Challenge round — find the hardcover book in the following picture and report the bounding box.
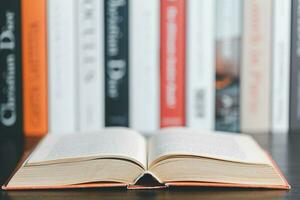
[160,0,186,128]
[47,0,77,133]
[215,0,242,133]
[290,0,300,134]
[130,0,160,134]
[3,128,290,190]
[186,0,215,130]
[104,0,129,127]
[272,0,291,134]
[77,0,104,132]
[241,0,272,134]
[22,0,48,136]
[0,0,23,137]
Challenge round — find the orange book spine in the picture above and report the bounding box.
[160,0,186,127]
[22,0,48,136]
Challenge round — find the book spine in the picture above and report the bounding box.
[290,0,300,133]
[0,0,23,136]
[272,0,291,134]
[241,0,272,134]
[48,0,77,133]
[104,0,129,127]
[215,0,242,132]
[186,0,215,130]
[22,0,48,136]
[77,0,104,132]
[130,0,159,134]
[160,0,186,128]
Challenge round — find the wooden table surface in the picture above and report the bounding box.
[0,133,299,200]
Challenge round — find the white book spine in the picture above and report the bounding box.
[186,0,215,130]
[272,0,291,134]
[48,0,77,133]
[77,0,104,132]
[241,0,272,134]
[130,0,160,134]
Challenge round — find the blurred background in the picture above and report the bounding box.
[0,0,297,188]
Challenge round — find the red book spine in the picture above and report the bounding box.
[160,0,186,128]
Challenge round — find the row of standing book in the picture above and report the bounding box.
[0,0,298,137]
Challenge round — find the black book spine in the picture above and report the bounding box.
[104,0,129,127]
[290,0,300,133]
[0,0,23,136]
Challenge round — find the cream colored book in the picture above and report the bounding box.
[241,0,272,134]
[3,128,289,190]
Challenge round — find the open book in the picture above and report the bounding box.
[3,128,290,190]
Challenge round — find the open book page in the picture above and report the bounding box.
[27,128,147,168]
[148,128,271,167]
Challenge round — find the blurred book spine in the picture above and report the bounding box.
[77,0,104,132]
[130,0,159,134]
[186,0,215,130]
[48,0,77,133]
[160,0,186,128]
[241,0,272,134]
[272,0,291,134]
[290,0,300,134]
[104,0,129,127]
[0,0,23,136]
[215,0,242,133]
[22,0,48,136]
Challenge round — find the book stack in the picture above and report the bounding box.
[0,0,297,136]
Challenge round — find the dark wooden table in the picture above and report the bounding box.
[1,133,299,199]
